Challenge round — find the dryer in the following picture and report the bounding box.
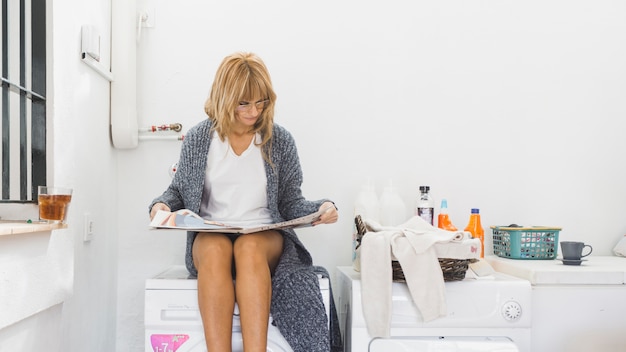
[144,265,330,352]
[336,266,531,352]
[486,255,626,352]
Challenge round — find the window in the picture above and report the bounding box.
[1,0,46,203]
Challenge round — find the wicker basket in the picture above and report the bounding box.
[355,215,476,282]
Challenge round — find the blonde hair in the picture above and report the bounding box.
[204,52,277,159]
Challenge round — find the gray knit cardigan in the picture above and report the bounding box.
[150,119,341,352]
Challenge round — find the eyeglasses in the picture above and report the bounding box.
[236,99,269,112]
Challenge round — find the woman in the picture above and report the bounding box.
[149,52,339,352]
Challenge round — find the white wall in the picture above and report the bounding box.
[116,0,626,350]
[52,0,119,350]
[0,0,119,350]
[5,0,620,351]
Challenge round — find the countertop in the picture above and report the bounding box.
[485,255,626,285]
[0,220,67,236]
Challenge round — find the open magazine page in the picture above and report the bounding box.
[150,209,243,232]
[149,205,332,234]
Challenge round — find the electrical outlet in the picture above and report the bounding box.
[83,213,94,242]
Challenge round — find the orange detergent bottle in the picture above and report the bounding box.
[464,208,485,258]
[437,199,458,231]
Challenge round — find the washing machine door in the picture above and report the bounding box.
[369,336,519,352]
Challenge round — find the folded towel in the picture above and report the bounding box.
[613,235,626,257]
[360,216,481,338]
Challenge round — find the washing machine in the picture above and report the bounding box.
[486,255,626,352]
[145,265,330,352]
[336,266,532,352]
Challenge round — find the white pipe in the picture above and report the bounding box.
[138,135,184,141]
[110,0,139,149]
[81,53,114,82]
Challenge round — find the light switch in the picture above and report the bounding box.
[83,212,94,242]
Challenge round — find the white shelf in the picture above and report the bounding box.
[0,221,67,236]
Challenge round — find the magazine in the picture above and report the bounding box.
[149,205,333,234]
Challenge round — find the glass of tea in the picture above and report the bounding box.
[38,186,73,223]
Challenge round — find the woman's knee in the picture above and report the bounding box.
[236,232,282,253]
[233,232,283,268]
[192,233,233,269]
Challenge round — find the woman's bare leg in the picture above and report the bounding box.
[233,230,284,352]
[193,232,235,352]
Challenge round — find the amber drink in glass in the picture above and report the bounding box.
[38,186,73,223]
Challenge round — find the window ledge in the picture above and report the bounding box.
[0,221,67,236]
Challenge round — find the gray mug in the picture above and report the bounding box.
[560,241,592,260]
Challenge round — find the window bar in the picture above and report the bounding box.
[1,0,45,202]
[0,77,45,101]
[2,0,9,200]
[31,0,46,201]
[20,0,27,200]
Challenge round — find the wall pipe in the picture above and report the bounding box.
[138,135,185,141]
[110,0,139,149]
[139,123,183,133]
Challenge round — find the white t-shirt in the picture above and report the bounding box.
[199,131,273,226]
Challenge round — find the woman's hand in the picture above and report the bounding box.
[312,201,338,226]
[150,202,171,220]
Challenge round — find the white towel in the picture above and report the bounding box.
[361,231,393,337]
[360,216,481,338]
[613,235,626,257]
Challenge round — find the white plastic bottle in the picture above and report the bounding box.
[353,180,379,271]
[354,180,379,222]
[379,180,407,227]
[416,185,435,225]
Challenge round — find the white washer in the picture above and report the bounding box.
[145,265,330,352]
[486,255,626,352]
[336,266,531,352]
